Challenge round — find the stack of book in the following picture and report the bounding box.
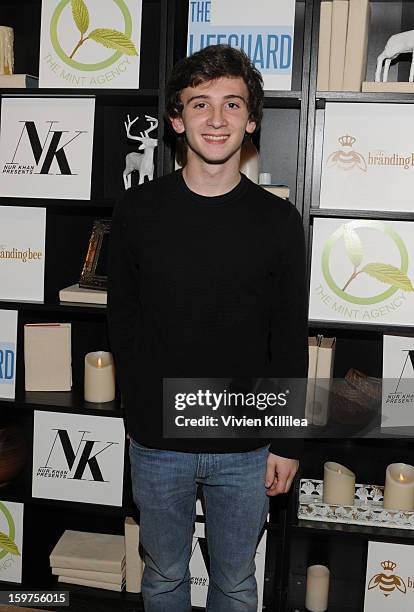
[317,0,370,91]
[49,530,126,592]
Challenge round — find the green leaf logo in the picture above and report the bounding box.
[343,225,363,268]
[0,530,20,556]
[71,0,89,35]
[361,263,414,292]
[88,28,138,56]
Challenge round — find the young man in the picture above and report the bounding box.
[107,45,308,611]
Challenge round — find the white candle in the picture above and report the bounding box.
[305,565,330,612]
[0,26,14,75]
[84,351,115,403]
[383,462,414,512]
[323,461,355,505]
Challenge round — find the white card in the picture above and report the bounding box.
[0,97,95,200]
[382,335,414,427]
[0,309,18,399]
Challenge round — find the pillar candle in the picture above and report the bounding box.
[84,351,115,403]
[383,462,414,512]
[305,564,330,612]
[323,461,355,505]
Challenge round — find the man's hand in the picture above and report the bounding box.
[265,452,299,496]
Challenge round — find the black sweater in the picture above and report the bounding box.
[107,170,309,458]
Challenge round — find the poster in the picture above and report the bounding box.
[32,411,125,506]
[187,0,296,90]
[382,335,414,428]
[0,310,18,399]
[319,103,414,211]
[0,206,46,302]
[0,501,24,583]
[39,0,142,89]
[309,218,414,327]
[0,97,95,200]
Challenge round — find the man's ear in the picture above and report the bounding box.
[170,115,185,135]
[245,119,257,135]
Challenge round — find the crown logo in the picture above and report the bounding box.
[338,135,356,147]
[381,560,397,571]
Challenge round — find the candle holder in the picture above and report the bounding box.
[298,478,414,530]
[84,351,115,403]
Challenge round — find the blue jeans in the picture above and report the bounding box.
[129,439,269,612]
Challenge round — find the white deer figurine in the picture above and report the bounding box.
[375,29,414,83]
[123,114,158,190]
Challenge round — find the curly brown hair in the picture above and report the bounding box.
[165,45,264,131]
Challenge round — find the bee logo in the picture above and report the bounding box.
[368,560,407,597]
[326,135,367,172]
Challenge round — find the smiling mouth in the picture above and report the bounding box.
[202,135,229,142]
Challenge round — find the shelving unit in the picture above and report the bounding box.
[1,0,414,610]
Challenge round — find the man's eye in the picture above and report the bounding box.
[227,102,240,109]
[194,102,207,108]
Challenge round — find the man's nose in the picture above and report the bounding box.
[207,106,227,128]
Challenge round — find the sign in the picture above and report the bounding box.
[187,0,296,90]
[0,501,24,583]
[320,103,414,212]
[382,335,414,428]
[364,541,414,611]
[39,0,142,88]
[309,218,414,326]
[0,310,18,399]
[0,206,46,302]
[32,411,125,506]
[0,97,95,200]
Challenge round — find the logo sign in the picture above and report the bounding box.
[365,542,414,611]
[32,411,125,506]
[309,218,414,326]
[320,103,414,212]
[0,97,95,200]
[382,335,414,428]
[187,0,296,91]
[0,501,24,583]
[39,0,142,88]
[0,206,45,302]
[0,309,17,400]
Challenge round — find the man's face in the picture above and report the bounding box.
[170,76,256,166]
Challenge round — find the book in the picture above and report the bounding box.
[187,0,296,91]
[261,185,290,199]
[313,336,336,426]
[124,516,144,593]
[24,323,72,391]
[305,336,318,423]
[59,283,107,305]
[0,309,18,400]
[58,575,125,592]
[343,0,370,91]
[329,0,349,90]
[50,530,125,573]
[0,74,38,88]
[52,566,124,584]
[362,81,414,93]
[316,1,332,91]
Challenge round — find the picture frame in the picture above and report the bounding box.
[79,219,111,290]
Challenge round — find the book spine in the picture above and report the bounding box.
[50,555,125,573]
[52,566,124,584]
[329,0,349,91]
[317,1,333,91]
[305,339,319,424]
[313,338,336,426]
[125,517,143,593]
[58,575,124,592]
[343,0,370,91]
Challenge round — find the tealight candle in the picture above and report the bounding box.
[305,564,330,612]
[323,461,355,506]
[84,351,115,403]
[383,463,414,512]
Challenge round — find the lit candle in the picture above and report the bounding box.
[84,351,115,403]
[383,463,414,512]
[323,461,355,506]
[305,564,330,612]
